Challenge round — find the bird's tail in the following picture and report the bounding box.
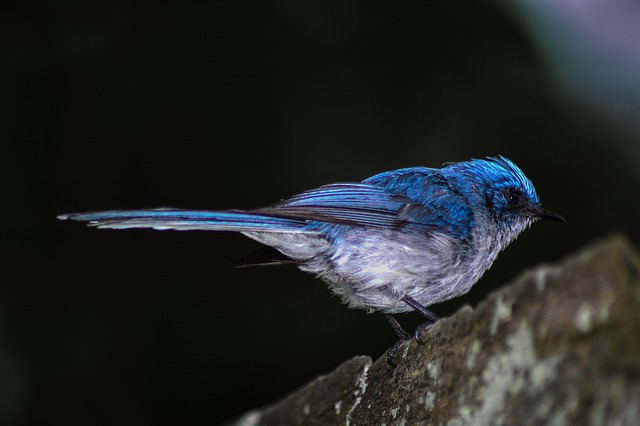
[57,209,312,234]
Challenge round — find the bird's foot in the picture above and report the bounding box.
[387,321,437,367]
[382,314,412,368]
[386,336,411,368]
[413,321,435,345]
[382,309,439,367]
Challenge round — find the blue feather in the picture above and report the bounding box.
[58,209,311,233]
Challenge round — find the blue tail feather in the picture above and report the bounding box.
[57,209,312,233]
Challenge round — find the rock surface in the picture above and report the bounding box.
[229,235,640,426]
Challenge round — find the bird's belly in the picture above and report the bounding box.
[308,228,482,314]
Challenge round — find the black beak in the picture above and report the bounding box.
[530,205,565,222]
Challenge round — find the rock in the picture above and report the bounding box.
[228,235,640,425]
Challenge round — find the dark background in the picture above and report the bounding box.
[3,1,640,425]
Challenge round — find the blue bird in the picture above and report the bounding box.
[58,156,564,366]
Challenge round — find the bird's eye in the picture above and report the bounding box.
[503,189,521,206]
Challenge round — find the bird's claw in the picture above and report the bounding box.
[413,321,433,345]
[387,321,435,367]
[386,337,410,368]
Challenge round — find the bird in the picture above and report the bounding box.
[58,156,564,366]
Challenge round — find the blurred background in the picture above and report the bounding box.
[2,1,640,424]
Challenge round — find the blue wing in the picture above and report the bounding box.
[257,183,408,228]
[257,168,474,238]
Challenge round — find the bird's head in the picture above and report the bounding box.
[474,156,564,227]
[449,156,564,234]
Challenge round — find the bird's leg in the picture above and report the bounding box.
[383,297,440,367]
[383,313,411,340]
[401,295,439,344]
[382,314,411,367]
